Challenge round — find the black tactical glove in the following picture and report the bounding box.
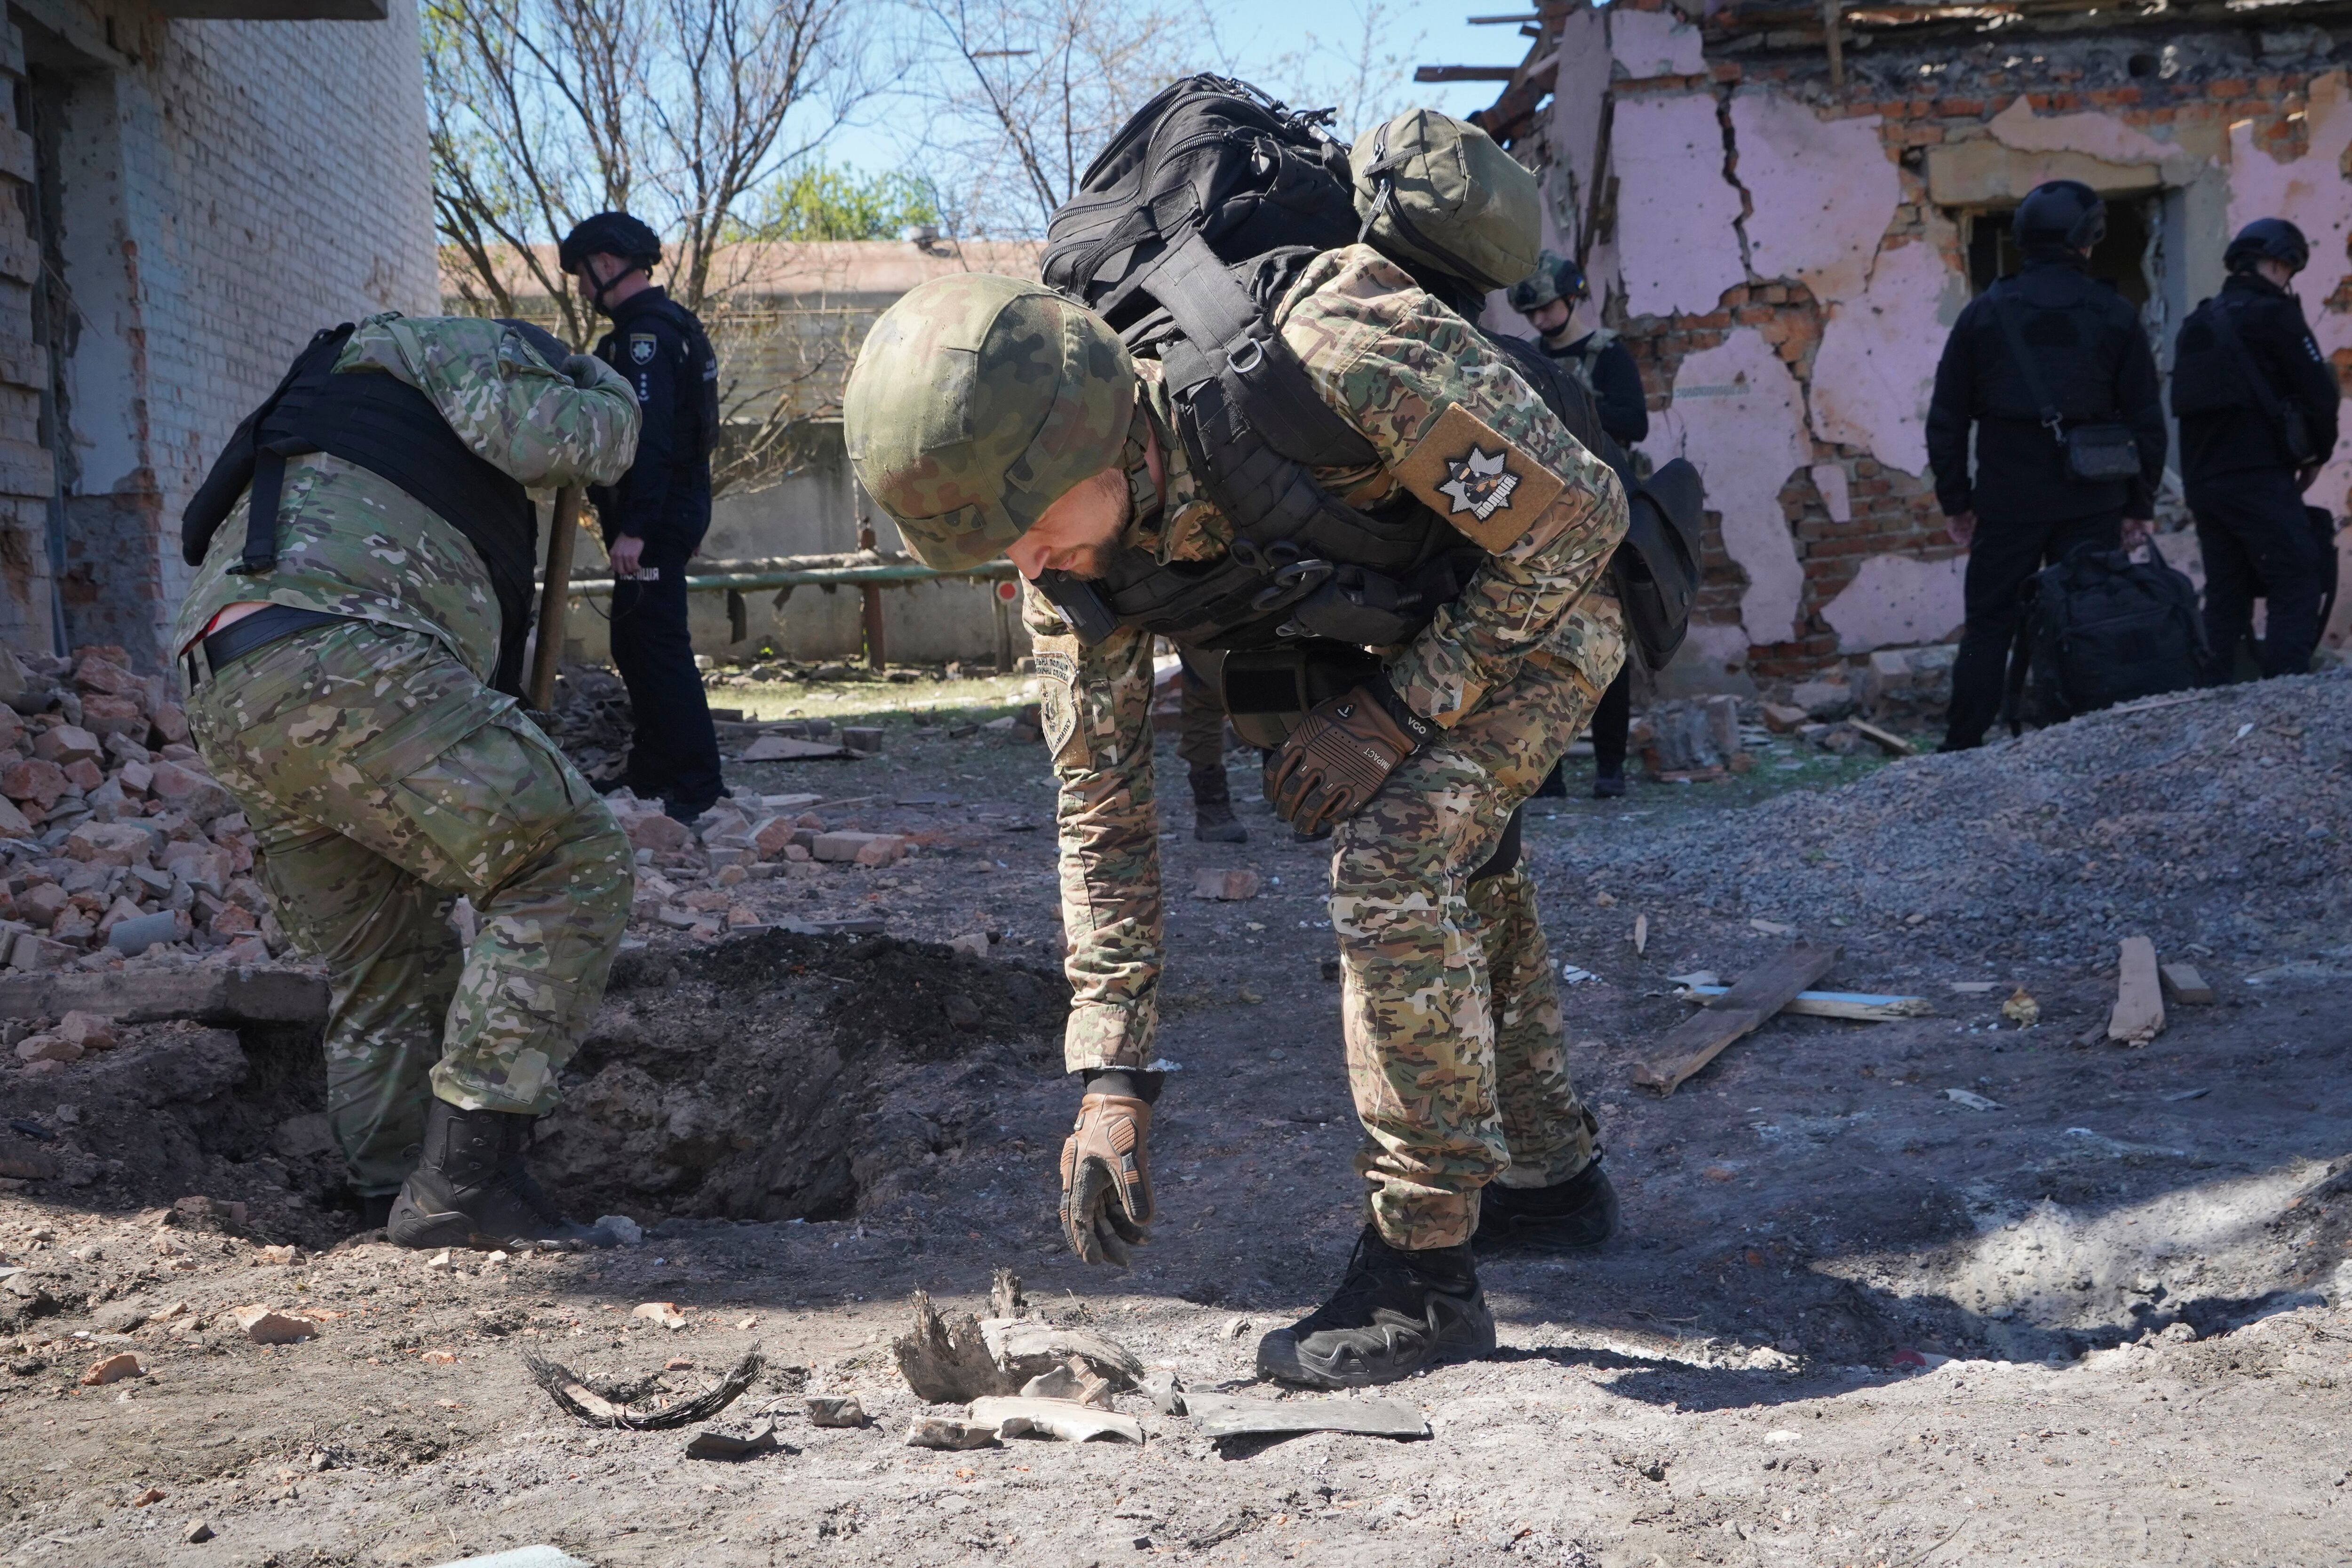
[1263,676,1434,835]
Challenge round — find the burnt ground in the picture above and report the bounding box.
[0,672,2349,1567]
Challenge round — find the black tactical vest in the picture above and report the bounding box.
[182,324,543,697]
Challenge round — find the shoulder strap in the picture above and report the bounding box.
[1142,232,1375,468]
[1990,281,2066,445]
[2206,296,2294,441]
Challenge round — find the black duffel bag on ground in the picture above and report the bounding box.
[2003,544,2207,734]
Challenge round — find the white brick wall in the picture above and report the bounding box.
[6,0,437,662]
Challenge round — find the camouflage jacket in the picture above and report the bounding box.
[173,315,641,683]
[1029,245,1629,1071]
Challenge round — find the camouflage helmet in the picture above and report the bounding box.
[1507,250,1590,316]
[845,274,1137,571]
[1352,109,1541,294]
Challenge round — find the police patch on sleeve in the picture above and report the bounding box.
[1395,403,1567,553]
[630,333,657,366]
[1033,650,1090,768]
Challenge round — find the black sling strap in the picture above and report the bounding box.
[2207,297,2315,467]
[1990,281,2070,446]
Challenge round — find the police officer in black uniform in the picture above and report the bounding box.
[2172,218,2341,681]
[1510,250,1648,797]
[558,211,725,820]
[1924,180,2166,751]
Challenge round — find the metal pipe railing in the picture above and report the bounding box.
[555,554,1020,597]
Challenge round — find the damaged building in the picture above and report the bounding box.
[4,0,436,669]
[1462,0,2352,685]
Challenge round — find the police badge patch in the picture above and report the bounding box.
[1396,403,1567,553]
[630,333,657,366]
[1033,650,1089,768]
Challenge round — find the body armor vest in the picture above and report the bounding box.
[182,324,541,697]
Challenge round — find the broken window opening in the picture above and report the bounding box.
[1956,199,2154,310]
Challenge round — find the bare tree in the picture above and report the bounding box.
[426,0,876,489]
[906,0,1204,238]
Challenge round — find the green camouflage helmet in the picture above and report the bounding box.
[1507,249,1591,316]
[844,274,1138,571]
[1352,109,1540,295]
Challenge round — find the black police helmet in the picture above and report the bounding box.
[558,212,662,276]
[2013,180,2106,251]
[2225,217,2310,276]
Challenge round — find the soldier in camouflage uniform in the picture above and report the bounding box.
[845,111,1626,1389]
[173,313,640,1250]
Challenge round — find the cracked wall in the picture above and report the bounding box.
[1536,7,2352,674]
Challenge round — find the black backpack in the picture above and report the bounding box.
[1037,74,1702,668]
[2003,546,2207,733]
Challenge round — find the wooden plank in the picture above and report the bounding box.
[1679,985,1930,1021]
[2159,962,2214,1005]
[2107,935,2166,1044]
[0,966,327,1026]
[1849,719,1915,756]
[1182,1393,1429,1441]
[1632,943,1842,1096]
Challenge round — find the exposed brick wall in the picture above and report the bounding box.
[1575,3,2347,676]
[2,0,436,667]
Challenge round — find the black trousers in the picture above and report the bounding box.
[608,543,723,817]
[1944,507,2122,749]
[2188,468,2328,681]
[1591,663,1631,776]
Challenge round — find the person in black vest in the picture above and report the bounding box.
[1924,180,2166,751]
[1511,251,1647,797]
[560,211,725,820]
[2172,218,2341,681]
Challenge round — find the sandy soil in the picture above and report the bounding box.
[0,681,2347,1568]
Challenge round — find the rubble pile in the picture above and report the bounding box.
[540,663,635,782]
[0,645,280,984]
[601,787,914,945]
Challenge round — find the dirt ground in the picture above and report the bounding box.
[1,668,2349,1568]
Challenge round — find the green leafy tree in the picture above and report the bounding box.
[738,163,942,241]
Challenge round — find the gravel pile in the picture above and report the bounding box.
[1552,669,2352,971]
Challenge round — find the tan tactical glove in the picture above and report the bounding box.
[1059,1092,1154,1266]
[1264,677,1434,835]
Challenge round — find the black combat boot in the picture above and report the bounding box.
[358,1193,395,1232]
[1255,1226,1495,1389]
[387,1099,615,1251]
[1189,765,1250,844]
[1473,1157,1620,1254]
[1534,760,1569,798]
[1591,766,1626,799]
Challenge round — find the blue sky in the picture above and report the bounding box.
[821,0,1526,204]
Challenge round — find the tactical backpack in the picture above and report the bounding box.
[1037,75,1704,669]
[2002,545,2206,733]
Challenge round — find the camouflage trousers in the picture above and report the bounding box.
[185,619,634,1194]
[1327,648,1611,1251]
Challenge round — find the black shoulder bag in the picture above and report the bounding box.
[2206,298,2315,468]
[1992,283,2142,484]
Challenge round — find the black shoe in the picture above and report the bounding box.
[1591,768,1626,799]
[1534,761,1569,798]
[1255,1227,1495,1389]
[1189,766,1249,843]
[1473,1158,1620,1254]
[358,1193,395,1231]
[387,1100,615,1252]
